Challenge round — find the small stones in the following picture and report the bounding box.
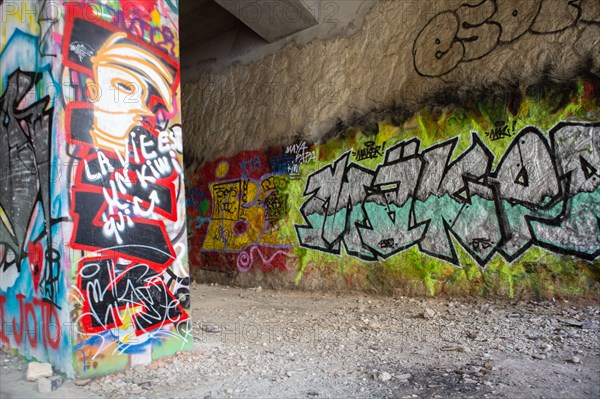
[558,318,584,327]
[441,346,466,352]
[378,371,392,382]
[130,384,144,394]
[422,308,436,319]
[38,375,62,393]
[567,356,581,364]
[26,362,53,381]
[483,360,494,370]
[581,321,599,330]
[539,343,553,352]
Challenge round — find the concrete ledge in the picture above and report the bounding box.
[216,0,320,42]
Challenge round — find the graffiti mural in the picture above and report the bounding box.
[413,0,600,77]
[61,2,190,377]
[1,71,56,293]
[187,150,295,274]
[295,122,599,266]
[1,0,189,379]
[187,77,599,298]
[1,0,70,374]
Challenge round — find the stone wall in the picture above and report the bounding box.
[186,76,600,298]
[182,0,600,165]
[1,0,190,378]
[184,0,600,298]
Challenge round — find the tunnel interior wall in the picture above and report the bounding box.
[184,0,600,298]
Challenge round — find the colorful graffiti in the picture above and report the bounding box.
[1,0,70,374]
[61,2,190,377]
[413,0,600,77]
[1,0,189,379]
[187,149,295,273]
[296,122,599,266]
[187,77,599,298]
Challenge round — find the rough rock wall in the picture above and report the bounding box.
[183,0,600,165]
[184,0,600,297]
[186,76,600,298]
[1,0,191,378]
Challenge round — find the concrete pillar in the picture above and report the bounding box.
[0,0,191,378]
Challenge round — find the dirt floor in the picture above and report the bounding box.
[1,283,599,399]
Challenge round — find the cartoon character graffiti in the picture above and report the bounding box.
[86,32,174,153]
[194,154,294,273]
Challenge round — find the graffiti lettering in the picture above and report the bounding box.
[281,140,316,175]
[413,0,600,77]
[78,259,188,336]
[354,141,386,161]
[296,122,600,266]
[485,120,517,141]
[378,238,395,249]
[105,4,177,57]
[0,294,60,350]
[269,153,297,175]
[240,155,261,179]
[470,238,494,252]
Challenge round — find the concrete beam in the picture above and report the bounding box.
[215,0,319,43]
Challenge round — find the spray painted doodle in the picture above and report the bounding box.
[187,149,296,273]
[413,0,600,77]
[0,71,57,296]
[296,122,599,266]
[61,3,190,376]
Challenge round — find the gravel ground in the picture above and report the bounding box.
[1,283,599,399]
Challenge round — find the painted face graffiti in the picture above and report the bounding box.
[87,32,174,154]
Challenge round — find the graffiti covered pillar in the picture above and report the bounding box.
[1,0,191,378]
[1,0,73,376]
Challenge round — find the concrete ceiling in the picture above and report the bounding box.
[180,0,319,81]
[179,0,253,52]
[179,0,376,82]
[214,0,319,42]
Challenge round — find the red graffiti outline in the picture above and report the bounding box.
[77,256,188,336]
[70,188,176,272]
